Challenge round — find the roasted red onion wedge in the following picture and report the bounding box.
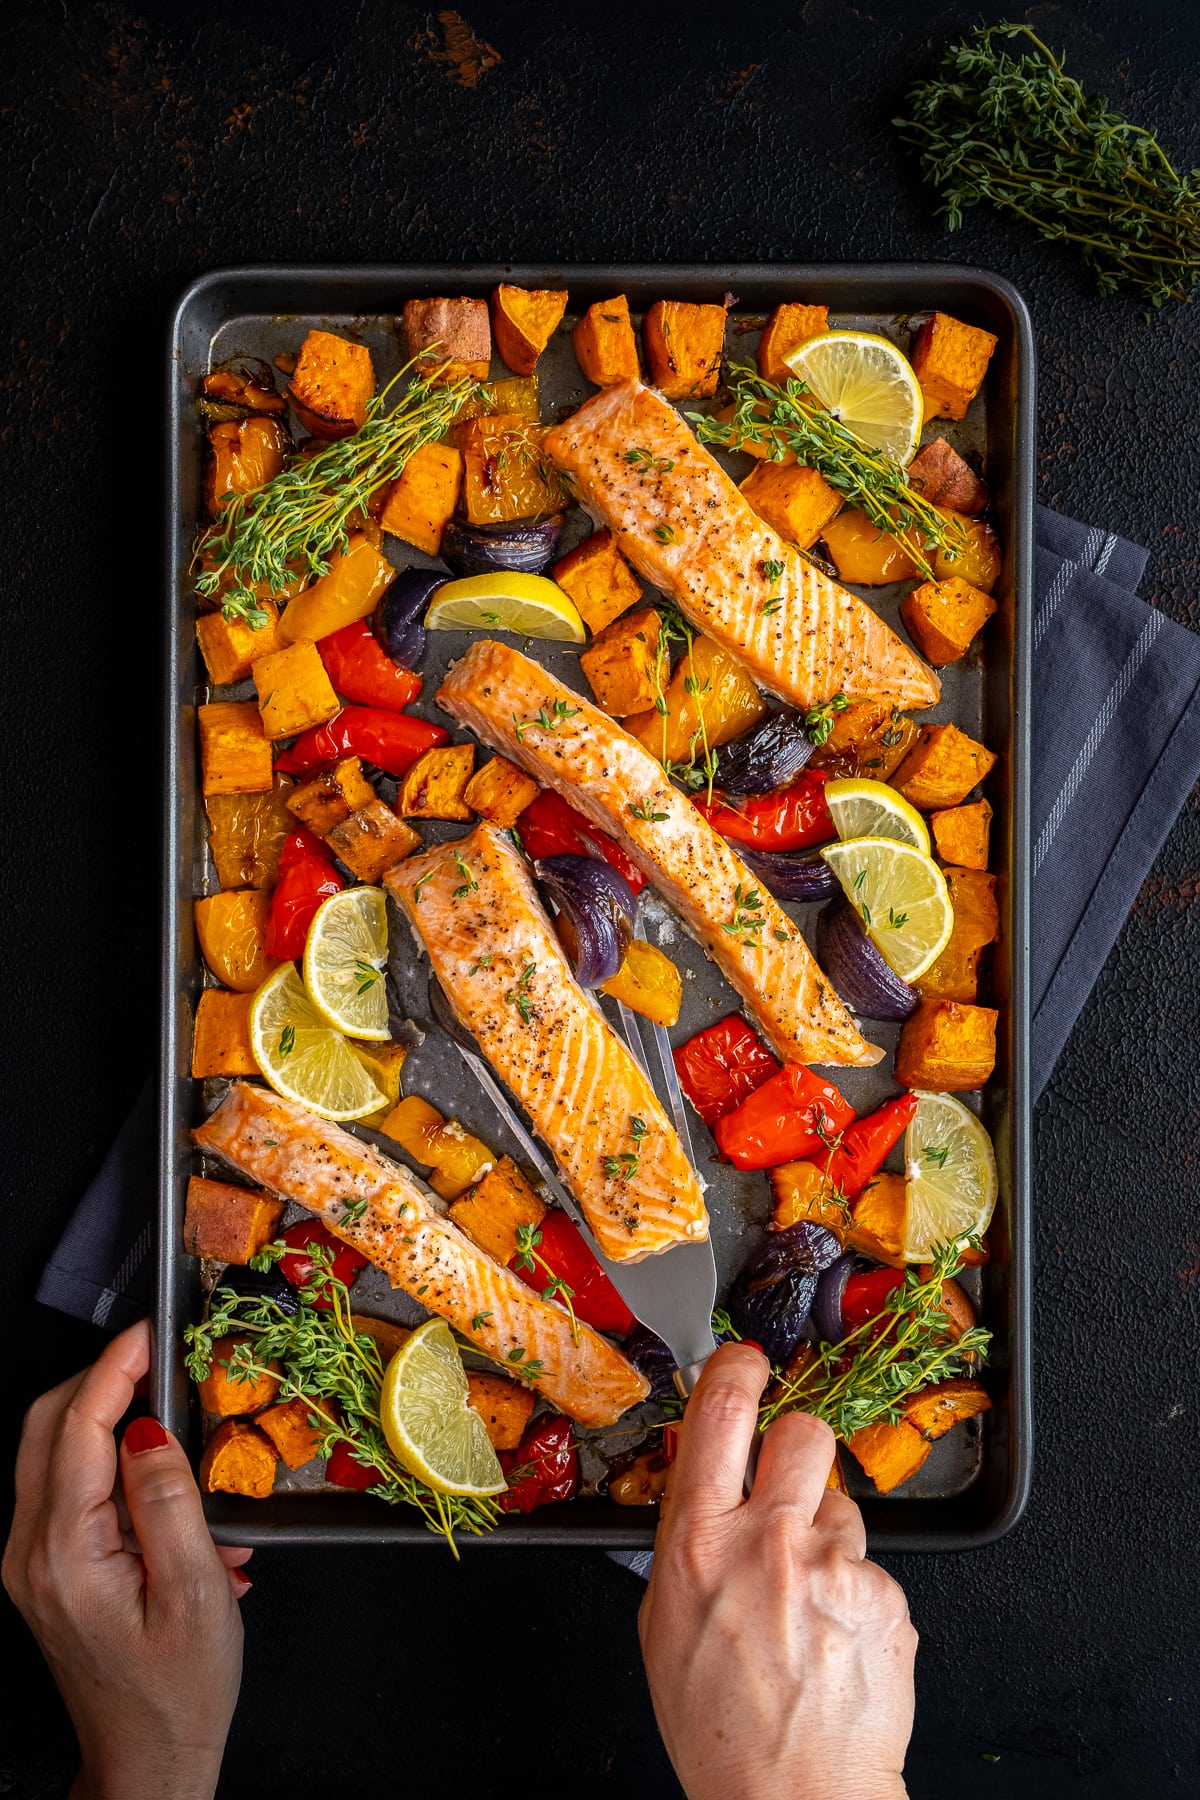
[816,893,920,1021]
[535,853,635,987]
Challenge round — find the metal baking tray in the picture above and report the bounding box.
[161,264,1033,1550]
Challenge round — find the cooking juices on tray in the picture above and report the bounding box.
[184,288,1004,1544]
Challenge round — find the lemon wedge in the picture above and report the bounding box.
[302,886,390,1041]
[784,330,923,464]
[249,963,389,1121]
[821,837,953,982]
[824,777,931,855]
[380,1319,506,1498]
[903,1091,998,1262]
[425,572,586,643]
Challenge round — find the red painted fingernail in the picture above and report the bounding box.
[124,1415,169,1455]
[740,1339,765,1354]
[231,1568,252,1592]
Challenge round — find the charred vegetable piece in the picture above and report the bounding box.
[497,1414,580,1513]
[183,1176,285,1266]
[325,800,421,883]
[622,1323,679,1397]
[286,756,377,837]
[200,1420,280,1498]
[609,1445,672,1506]
[816,893,920,1021]
[712,706,815,796]
[462,755,540,829]
[644,299,727,400]
[276,1222,369,1307]
[211,1262,302,1318]
[202,359,286,415]
[373,568,445,670]
[624,634,767,767]
[440,515,564,578]
[727,1221,842,1365]
[673,1014,781,1128]
[714,1063,855,1172]
[732,845,839,903]
[455,414,561,525]
[810,1251,857,1345]
[810,701,918,782]
[906,437,989,515]
[517,789,647,896]
[402,295,491,384]
[890,723,997,812]
[917,867,999,1003]
[694,770,833,852]
[397,744,476,821]
[205,416,289,516]
[206,777,295,890]
[536,853,635,987]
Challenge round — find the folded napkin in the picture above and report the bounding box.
[37,509,1200,1348]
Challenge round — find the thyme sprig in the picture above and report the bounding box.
[183,1245,502,1555]
[690,365,962,580]
[896,23,1200,308]
[194,361,480,626]
[513,1221,580,1345]
[722,882,765,948]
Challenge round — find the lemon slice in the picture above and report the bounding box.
[249,963,389,1120]
[425,572,586,643]
[821,837,953,982]
[302,886,390,1041]
[784,330,923,464]
[379,1319,506,1498]
[903,1091,998,1262]
[824,777,931,855]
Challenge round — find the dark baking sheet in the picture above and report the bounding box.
[162,264,1033,1550]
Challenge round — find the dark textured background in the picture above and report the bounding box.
[2,2,1199,1795]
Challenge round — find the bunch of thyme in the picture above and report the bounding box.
[193,361,480,628]
[689,366,962,580]
[896,23,1200,307]
[184,1243,502,1556]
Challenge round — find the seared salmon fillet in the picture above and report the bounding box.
[437,643,881,1069]
[387,823,709,1262]
[193,1083,649,1428]
[543,379,940,713]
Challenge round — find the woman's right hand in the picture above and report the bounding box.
[638,1343,916,1800]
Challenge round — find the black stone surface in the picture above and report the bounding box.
[2,3,1198,1796]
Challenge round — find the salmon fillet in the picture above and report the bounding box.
[543,379,941,712]
[193,1082,649,1429]
[386,823,709,1262]
[437,642,882,1069]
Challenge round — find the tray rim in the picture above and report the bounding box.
[161,260,1034,1552]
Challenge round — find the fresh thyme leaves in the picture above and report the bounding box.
[853,868,868,891]
[470,1310,493,1330]
[722,882,765,948]
[758,1240,992,1440]
[761,558,786,582]
[353,958,381,996]
[860,901,873,928]
[513,1221,580,1345]
[623,446,675,472]
[689,366,962,579]
[761,596,784,617]
[887,907,909,930]
[773,927,789,942]
[805,692,849,746]
[411,869,437,905]
[184,1244,501,1554]
[514,699,580,742]
[340,1196,369,1225]
[503,961,537,1024]
[603,1115,648,1184]
[467,954,494,976]
[278,1024,296,1057]
[923,1144,951,1169]
[711,1306,741,1341]
[760,556,786,617]
[630,1116,648,1141]
[896,23,1200,308]
[628,800,670,822]
[452,851,479,898]
[194,363,480,624]
[504,1346,548,1379]
[653,524,677,543]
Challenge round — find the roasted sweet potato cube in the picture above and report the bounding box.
[599,939,682,1028]
[183,1176,284,1264]
[894,999,998,1092]
[197,1334,282,1417]
[191,988,259,1078]
[454,414,561,525]
[449,1157,546,1265]
[849,1173,908,1267]
[904,1378,992,1442]
[552,528,642,634]
[573,295,640,387]
[491,285,568,376]
[462,755,540,829]
[378,442,463,555]
[466,1373,537,1451]
[918,868,999,1004]
[711,399,796,463]
[397,744,475,820]
[288,329,375,439]
[580,606,662,715]
[402,295,491,384]
[205,416,288,516]
[740,462,842,550]
[200,1419,279,1498]
[196,602,284,687]
[252,639,341,742]
[350,1314,411,1362]
[644,299,726,399]
[815,700,918,781]
[756,303,830,385]
[193,889,277,993]
[825,1449,848,1495]
[932,511,1002,592]
[351,1040,410,1126]
[906,437,989,514]
[891,723,996,811]
[909,313,997,422]
[325,798,422,881]
[199,701,274,798]
[900,576,997,667]
[258,1397,327,1469]
[286,756,376,835]
[769,1163,907,1268]
[930,799,992,871]
[847,1419,932,1494]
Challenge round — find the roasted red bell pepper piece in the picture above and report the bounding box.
[318,620,423,713]
[264,851,343,960]
[274,706,447,778]
[516,789,647,896]
[497,1414,580,1513]
[276,1221,368,1306]
[813,1093,919,1201]
[840,1269,905,1338]
[714,1063,855,1171]
[326,1439,381,1491]
[509,1210,634,1337]
[694,769,833,851]
[673,1014,781,1127]
[277,825,330,869]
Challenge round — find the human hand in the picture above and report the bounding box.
[3,1319,251,1800]
[639,1344,915,1800]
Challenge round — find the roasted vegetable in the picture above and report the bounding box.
[349,1313,411,1363]
[402,295,492,384]
[278,534,396,644]
[509,1210,634,1337]
[397,743,476,820]
[491,285,568,375]
[199,1419,279,1498]
[455,375,542,423]
[904,1377,991,1440]
[770,1163,908,1267]
[891,723,997,811]
[252,639,342,742]
[714,1062,855,1171]
[382,1096,494,1200]
[198,701,274,798]
[931,510,1002,590]
[191,988,259,1078]
[918,867,999,1003]
[733,845,839,903]
[206,777,295,890]
[537,853,635,987]
[196,602,284,687]
[202,360,286,415]
[815,892,919,1021]
[440,515,563,578]
[287,329,375,439]
[274,706,448,780]
[517,788,647,895]
[909,312,997,422]
[849,1173,909,1266]
[551,528,643,635]
[455,413,561,525]
[462,755,540,828]
[264,830,343,960]
[673,1014,780,1127]
[901,575,997,666]
[740,462,842,550]
[810,701,917,781]
[197,1334,282,1416]
[756,303,830,384]
[906,437,989,514]
[378,441,463,554]
[644,299,726,399]
[694,770,833,852]
[449,1155,546,1265]
[727,1220,842,1363]
[325,799,421,882]
[258,1397,326,1469]
[373,568,444,670]
[579,606,662,716]
[822,506,922,585]
[573,295,640,387]
[497,1415,580,1513]
[276,1220,369,1303]
[712,706,814,796]
[624,634,767,767]
[846,1418,931,1493]
[350,1041,410,1126]
[183,1175,284,1265]
[893,998,999,1092]
[599,937,682,1027]
[465,1373,537,1452]
[930,799,992,871]
[204,416,288,516]
[193,889,277,993]
[286,755,377,835]
[609,1446,672,1507]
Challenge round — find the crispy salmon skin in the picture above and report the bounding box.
[437,643,882,1069]
[387,823,710,1262]
[193,1083,649,1429]
[543,379,940,712]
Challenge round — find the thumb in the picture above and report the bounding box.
[119,1415,229,1601]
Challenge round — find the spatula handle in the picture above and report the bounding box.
[675,1358,760,1497]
